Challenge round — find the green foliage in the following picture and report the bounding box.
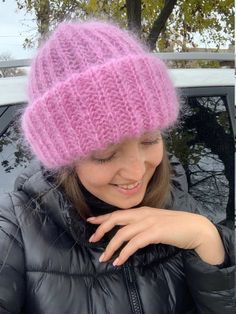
[169,0,234,50]
[13,0,234,54]
[82,0,127,26]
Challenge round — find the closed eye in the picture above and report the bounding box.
[93,153,116,164]
[141,138,160,145]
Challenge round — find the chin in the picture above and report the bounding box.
[112,196,144,209]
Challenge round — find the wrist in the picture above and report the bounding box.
[194,221,225,265]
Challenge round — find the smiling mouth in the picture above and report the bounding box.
[111,181,141,190]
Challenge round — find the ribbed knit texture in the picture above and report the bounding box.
[21,20,179,170]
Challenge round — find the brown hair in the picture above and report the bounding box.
[54,140,171,220]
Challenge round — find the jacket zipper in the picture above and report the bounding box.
[123,264,144,314]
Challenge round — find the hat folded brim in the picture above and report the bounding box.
[21,54,179,169]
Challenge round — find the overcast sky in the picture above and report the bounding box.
[0,0,36,59]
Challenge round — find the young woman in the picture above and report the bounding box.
[0,20,234,313]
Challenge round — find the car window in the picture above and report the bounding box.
[0,103,32,194]
[166,86,234,225]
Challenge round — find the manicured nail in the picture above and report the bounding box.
[113,257,119,266]
[99,253,105,262]
[89,234,95,242]
[87,217,96,221]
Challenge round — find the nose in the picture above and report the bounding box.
[119,151,146,182]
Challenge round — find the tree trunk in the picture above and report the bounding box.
[35,0,50,46]
[147,0,177,51]
[126,0,142,36]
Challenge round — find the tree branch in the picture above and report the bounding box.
[126,0,141,36]
[147,0,177,50]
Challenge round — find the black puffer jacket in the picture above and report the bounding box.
[0,155,235,314]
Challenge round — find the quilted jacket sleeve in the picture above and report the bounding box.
[183,224,235,314]
[0,193,25,313]
[169,154,236,313]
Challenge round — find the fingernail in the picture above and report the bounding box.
[113,257,119,266]
[99,253,105,262]
[87,217,96,221]
[89,234,95,242]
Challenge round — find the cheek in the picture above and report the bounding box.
[75,163,113,187]
[149,143,164,167]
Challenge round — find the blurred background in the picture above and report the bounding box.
[0,0,234,62]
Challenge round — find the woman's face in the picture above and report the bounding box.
[75,130,163,209]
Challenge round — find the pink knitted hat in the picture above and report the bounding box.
[21,20,179,170]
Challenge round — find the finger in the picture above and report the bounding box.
[100,221,148,262]
[89,210,136,242]
[87,213,112,224]
[89,217,119,242]
[113,230,158,266]
[87,210,131,224]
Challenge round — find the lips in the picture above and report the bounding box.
[114,182,140,190]
[111,181,143,196]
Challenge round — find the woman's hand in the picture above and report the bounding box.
[87,207,225,266]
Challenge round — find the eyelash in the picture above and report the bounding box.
[142,138,160,146]
[95,139,160,164]
[96,154,116,164]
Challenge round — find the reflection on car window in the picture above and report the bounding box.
[167,94,234,224]
[0,104,32,194]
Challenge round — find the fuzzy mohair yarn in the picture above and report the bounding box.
[20,19,179,170]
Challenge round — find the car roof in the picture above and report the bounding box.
[0,66,234,106]
[170,68,234,88]
[0,75,27,106]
